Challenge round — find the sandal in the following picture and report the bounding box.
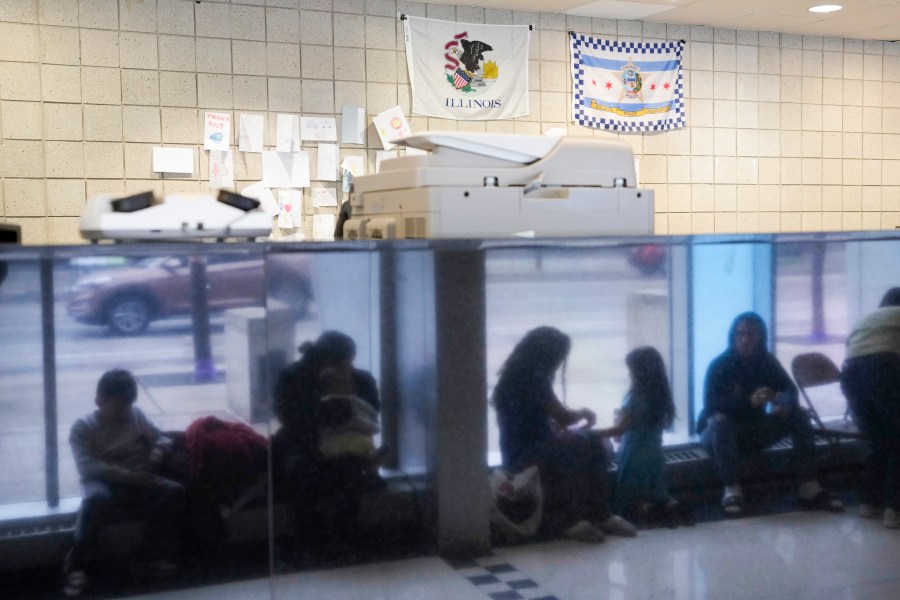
[798,490,844,512]
[663,501,684,528]
[600,515,638,537]
[561,520,605,543]
[637,502,661,527]
[722,495,743,518]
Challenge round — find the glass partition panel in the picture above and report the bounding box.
[62,244,273,593]
[845,238,900,320]
[1,243,278,596]
[773,240,849,420]
[774,237,900,421]
[0,249,46,505]
[3,230,900,599]
[484,242,674,465]
[56,246,271,502]
[267,245,432,593]
[690,241,773,426]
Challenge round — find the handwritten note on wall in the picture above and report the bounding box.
[239,114,264,153]
[204,112,231,151]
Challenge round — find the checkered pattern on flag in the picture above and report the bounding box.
[403,16,530,120]
[571,34,685,133]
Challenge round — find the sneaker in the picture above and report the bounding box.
[884,508,900,529]
[663,501,684,528]
[798,490,844,513]
[722,494,743,518]
[599,515,638,537]
[636,502,662,528]
[561,520,605,543]
[63,570,87,597]
[130,558,179,578]
[859,504,881,519]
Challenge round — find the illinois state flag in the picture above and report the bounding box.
[404,16,530,120]
[571,34,685,133]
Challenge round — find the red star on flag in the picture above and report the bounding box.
[663,82,670,90]
[650,83,656,91]
[592,79,597,86]
[605,81,613,89]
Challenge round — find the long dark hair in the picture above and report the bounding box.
[492,326,571,409]
[880,287,900,308]
[626,346,675,429]
[297,330,356,370]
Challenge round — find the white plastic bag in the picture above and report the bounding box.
[488,466,543,544]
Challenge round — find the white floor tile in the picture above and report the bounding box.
[495,511,900,600]
[128,511,900,600]
[270,556,486,600]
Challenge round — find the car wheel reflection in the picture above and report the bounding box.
[106,294,153,335]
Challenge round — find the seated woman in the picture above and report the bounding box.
[492,326,636,543]
[272,330,382,564]
[698,312,843,517]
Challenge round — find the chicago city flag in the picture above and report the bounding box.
[404,16,530,120]
[571,34,685,133]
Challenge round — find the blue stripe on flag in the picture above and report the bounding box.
[580,56,680,72]
[580,98,676,111]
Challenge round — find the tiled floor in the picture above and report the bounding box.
[130,511,900,600]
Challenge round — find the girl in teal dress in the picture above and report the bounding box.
[599,347,681,526]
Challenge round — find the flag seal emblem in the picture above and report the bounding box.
[444,33,498,94]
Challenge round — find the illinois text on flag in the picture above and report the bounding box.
[404,16,530,120]
[571,34,685,133]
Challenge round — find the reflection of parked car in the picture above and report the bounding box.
[67,255,312,335]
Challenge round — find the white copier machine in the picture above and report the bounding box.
[79,192,272,241]
[344,132,654,240]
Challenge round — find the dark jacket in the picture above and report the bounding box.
[495,374,555,471]
[698,312,797,433]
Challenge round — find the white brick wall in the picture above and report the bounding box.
[1,0,899,243]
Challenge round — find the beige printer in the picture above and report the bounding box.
[344,132,654,240]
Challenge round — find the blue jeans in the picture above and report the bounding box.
[701,409,817,487]
[66,477,185,572]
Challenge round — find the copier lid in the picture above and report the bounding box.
[396,132,559,165]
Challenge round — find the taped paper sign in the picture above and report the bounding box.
[208,150,234,189]
[372,106,411,150]
[278,189,302,229]
[204,112,231,151]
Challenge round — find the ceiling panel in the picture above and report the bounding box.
[628,0,752,25]
[705,14,828,34]
[787,5,900,37]
[457,0,592,12]
[855,24,900,39]
[565,0,676,20]
[406,0,900,41]
[766,0,891,18]
[616,0,699,5]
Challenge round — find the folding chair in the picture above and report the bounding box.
[790,352,864,445]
